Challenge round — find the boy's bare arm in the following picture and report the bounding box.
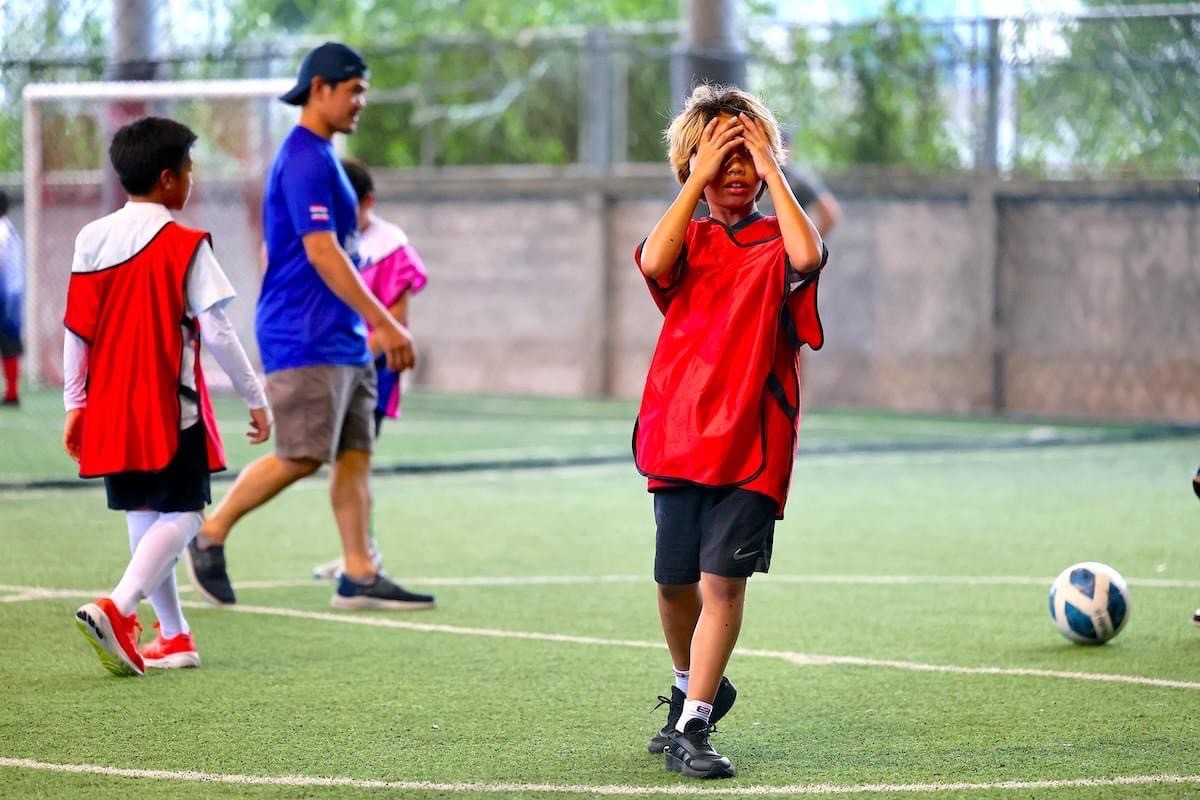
[740,114,824,272]
[640,176,707,281]
[301,231,416,371]
[388,292,408,327]
[641,117,746,280]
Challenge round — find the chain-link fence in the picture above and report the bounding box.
[4,5,1199,177]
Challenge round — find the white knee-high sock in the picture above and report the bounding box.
[146,570,188,638]
[111,512,203,620]
[124,511,159,554]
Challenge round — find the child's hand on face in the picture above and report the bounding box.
[738,113,779,178]
[690,116,745,185]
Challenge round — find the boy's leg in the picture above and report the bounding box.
[113,512,204,614]
[685,573,747,706]
[122,509,187,636]
[657,582,701,670]
[1,354,17,403]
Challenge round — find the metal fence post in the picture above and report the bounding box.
[580,27,614,172]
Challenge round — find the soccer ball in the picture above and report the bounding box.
[1048,562,1131,645]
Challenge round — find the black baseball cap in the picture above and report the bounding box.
[279,42,369,106]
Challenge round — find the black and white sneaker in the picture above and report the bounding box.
[1192,608,1200,627]
[184,538,236,606]
[664,718,736,779]
[648,676,737,754]
[331,574,436,610]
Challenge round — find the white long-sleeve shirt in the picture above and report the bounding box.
[63,202,267,426]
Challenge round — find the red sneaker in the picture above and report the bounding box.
[75,598,144,676]
[141,623,201,669]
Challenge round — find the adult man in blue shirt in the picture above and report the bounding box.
[185,42,434,611]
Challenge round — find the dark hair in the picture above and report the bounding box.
[340,157,373,202]
[0,190,8,217]
[108,117,198,195]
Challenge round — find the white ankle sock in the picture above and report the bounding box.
[111,512,203,618]
[676,698,712,732]
[673,666,690,693]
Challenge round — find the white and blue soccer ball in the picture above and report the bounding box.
[1048,562,1131,645]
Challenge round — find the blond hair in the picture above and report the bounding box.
[665,84,785,185]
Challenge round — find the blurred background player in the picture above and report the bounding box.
[310,158,429,580]
[780,131,841,239]
[635,85,825,779]
[183,42,435,611]
[1192,465,1200,626]
[65,117,270,676]
[0,189,24,407]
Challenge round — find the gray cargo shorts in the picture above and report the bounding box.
[265,364,377,464]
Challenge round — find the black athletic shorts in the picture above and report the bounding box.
[0,331,21,358]
[653,486,777,584]
[104,423,212,512]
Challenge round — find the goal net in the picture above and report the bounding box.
[21,79,294,386]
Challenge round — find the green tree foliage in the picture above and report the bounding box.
[229,0,678,166]
[0,0,107,173]
[755,1,961,171]
[1015,0,1198,176]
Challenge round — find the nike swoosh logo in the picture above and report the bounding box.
[732,548,760,561]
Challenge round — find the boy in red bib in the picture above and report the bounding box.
[64,117,271,676]
[636,85,826,778]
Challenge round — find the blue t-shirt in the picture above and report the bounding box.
[257,126,370,373]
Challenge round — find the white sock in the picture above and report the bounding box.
[673,666,690,693]
[676,698,713,732]
[111,512,203,619]
[146,570,188,639]
[124,511,158,553]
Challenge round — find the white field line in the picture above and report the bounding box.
[4,571,1200,598]
[2,757,1199,796]
[179,602,1200,692]
[7,582,1192,690]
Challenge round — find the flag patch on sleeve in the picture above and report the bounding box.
[309,204,330,222]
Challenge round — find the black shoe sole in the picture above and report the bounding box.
[664,751,736,779]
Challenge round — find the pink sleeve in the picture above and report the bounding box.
[367,245,428,307]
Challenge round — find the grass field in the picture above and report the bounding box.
[2,389,1199,799]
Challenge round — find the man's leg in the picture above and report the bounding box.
[329,448,374,579]
[185,453,320,605]
[327,447,435,609]
[200,453,321,545]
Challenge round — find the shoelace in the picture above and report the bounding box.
[651,695,672,714]
[678,723,720,739]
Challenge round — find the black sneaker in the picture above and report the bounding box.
[331,574,436,610]
[647,676,737,754]
[664,718,736,779]
[184,538,236,606]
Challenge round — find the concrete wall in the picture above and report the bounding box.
[16,168,1200,422]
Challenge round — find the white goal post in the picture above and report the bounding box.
[21,78,292,385]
